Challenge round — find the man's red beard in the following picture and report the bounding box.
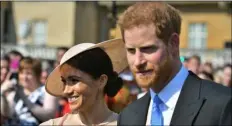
[130,55,173,89]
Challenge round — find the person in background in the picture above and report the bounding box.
[40,69,49,85]
[119,68,141,102]
[7,50,23,73]
[1,55,10,84]
[214,67,223,84]
[54,47,69,68]
[40,39,127,125]
[0,56,11,122]
[40,60,51,85]
[0,55,13,123]
[1,57,57,126]
[222,64,232,87]
[55,96,70,118]
[1,94,9,124]
[182,57,189,69]
[198,71,214,81]
[201,62,214,75]
[187,55,201,74]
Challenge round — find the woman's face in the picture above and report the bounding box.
[1,59,9,83]
[60,63,105,112]
[19,68,39,89]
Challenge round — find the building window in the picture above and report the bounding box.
[188,23,207,49]
[32,20,47,46]
[18,20,31,40]
[18,20,48,45]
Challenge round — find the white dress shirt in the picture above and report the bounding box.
[146,65,189,126]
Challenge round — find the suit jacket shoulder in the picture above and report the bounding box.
[201,79,231,98]
[196,78,231,125]
[171,72,231,125]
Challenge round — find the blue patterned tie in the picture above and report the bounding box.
[151,95,163,126]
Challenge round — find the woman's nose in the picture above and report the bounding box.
[63,85,73,96]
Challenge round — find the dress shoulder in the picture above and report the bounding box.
[39,119,54,126]
[103,112,118,125]
[39,115,67,126]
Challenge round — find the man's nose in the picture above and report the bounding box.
[134,50,146,67]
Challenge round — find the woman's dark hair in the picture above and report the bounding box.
[8,50,24,60]
[65,48,123,97]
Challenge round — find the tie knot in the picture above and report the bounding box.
[154,95,163,105]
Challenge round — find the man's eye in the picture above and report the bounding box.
[140,46,157,54]
[127,48,135,54]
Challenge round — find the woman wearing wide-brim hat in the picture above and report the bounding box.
[40,38,128,125]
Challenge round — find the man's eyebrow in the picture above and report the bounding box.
[125,43,158,50]
[126,47,135,49]
[139,44,157,49]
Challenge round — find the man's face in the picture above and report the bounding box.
[124,24,174,89]
[188,58,200,74]
[222,66,231,87]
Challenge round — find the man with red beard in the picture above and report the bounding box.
[117,2,231,126]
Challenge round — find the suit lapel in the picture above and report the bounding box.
[130,92,151,125]
[170,72,206,126]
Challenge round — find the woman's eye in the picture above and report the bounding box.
[71,79,79,83]
[61,79,66,84]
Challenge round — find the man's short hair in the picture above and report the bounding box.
[223,63,232,70]
[118,2,182,44]
[189,55,201,65]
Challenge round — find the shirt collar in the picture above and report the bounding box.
[150,65,189,109]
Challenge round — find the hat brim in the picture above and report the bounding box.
[45,38,128,97]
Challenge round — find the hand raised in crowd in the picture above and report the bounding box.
[1,72,18,95]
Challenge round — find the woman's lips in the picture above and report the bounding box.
[68,96,79,103]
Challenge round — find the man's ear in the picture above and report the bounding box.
[98,74,108,90]
[168,33,179,56]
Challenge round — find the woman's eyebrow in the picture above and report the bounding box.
[67,75,81,80]
[61,75,81,80]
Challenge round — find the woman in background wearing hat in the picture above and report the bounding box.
[40,38,128,125]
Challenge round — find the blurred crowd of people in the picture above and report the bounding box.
[1,47,231,125]
[183,55,231,87]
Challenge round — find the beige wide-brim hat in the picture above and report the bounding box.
[45,38,128,97]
